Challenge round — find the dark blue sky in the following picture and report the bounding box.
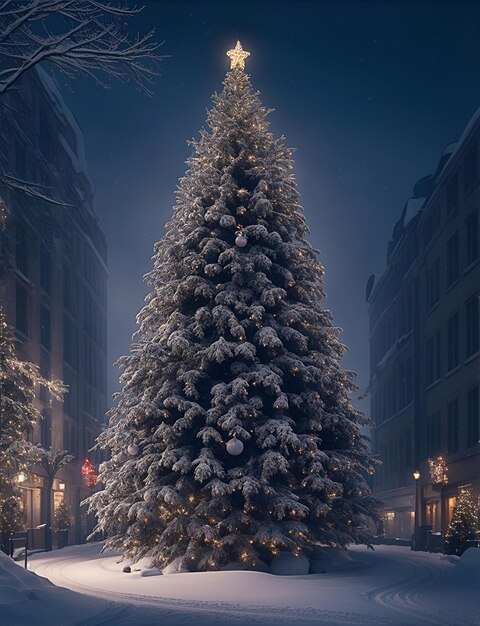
[58,0,480,406]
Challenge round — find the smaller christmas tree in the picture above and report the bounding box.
[444,487,479,556]
[54,501,71,532]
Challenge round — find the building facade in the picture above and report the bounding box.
[367,111,480,541]
[0,67,107,544]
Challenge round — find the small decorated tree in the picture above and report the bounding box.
[54,500,72,549]
[444,487,479,556]
[54,501,72,532]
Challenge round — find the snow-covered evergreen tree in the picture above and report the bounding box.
[89,42,380,571]
[0,307,66,535]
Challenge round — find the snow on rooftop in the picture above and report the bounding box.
[403,196,426,227]
[442,142,458,157]
[438,105,480,180]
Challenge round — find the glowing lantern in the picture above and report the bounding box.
[81,458,97,487]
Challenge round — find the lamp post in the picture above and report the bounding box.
[413,470,421,550]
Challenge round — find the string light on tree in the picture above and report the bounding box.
[81,459,97,488]
[428,455,448,485]
[444,487,479,556]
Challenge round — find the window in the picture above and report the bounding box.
[467,385,479,447]
[466,212,479,266]
[446,232,459,287]
[39,351,50,403]
[466,296,479,358]
[16,223,28,276]
[447,398,459,452]
[464,144,478,191]
[40,411,51,449]
[426,259,440,311]
[398,361,407,408]
[40,245,52,294]
[15,283,28,335]
[39,111,53,162]
[423,204,441,250]
[426,411,441,456]
[15,140,26,178]
[63,368,77,419]
[405,357,413,404]
[426,330,441,386]
[63,265,78,315]
[63,315,78,369]
[40,306,51,351]
[447,175,458,215]
[63,418,78,457]
[447,312,459,371]
[404,428,412,468]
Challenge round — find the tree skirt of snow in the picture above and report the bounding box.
[27,543,480,626]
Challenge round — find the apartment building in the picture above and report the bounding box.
[366,111,480,540]
[0,67,107,544]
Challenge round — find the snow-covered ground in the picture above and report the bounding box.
[0,543,476,625]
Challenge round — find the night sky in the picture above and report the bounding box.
[57,0,480,407]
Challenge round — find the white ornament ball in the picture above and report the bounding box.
[235,234,248,248]
[226,437,244,456]
[127,443,139,456]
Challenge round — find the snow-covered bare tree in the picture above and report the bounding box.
[0,0,162,95]
[0,0,163,200]
[88,42,381,572]
[34,446,74,550]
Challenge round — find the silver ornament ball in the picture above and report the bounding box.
[127,443,139,456]
[226,437,244,456]
[235,234,248,248]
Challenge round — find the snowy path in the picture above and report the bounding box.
[28,543,479,626]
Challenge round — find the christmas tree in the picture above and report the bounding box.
[89,42,380,572]
[54,501,72,533]
[0,306,65,537]
[444,487,479,556]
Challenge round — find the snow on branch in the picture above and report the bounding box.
[0,172,70,205]
[0,1,163,95]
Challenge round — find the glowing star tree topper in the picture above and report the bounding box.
[227,40,250,70]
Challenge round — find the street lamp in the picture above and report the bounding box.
[413,470,421,550]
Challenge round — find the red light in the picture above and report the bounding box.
[81,458,97,487]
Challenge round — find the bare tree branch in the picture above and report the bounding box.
[0,173,71,205]
[0,0,163,205]
[0,1,164,95]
